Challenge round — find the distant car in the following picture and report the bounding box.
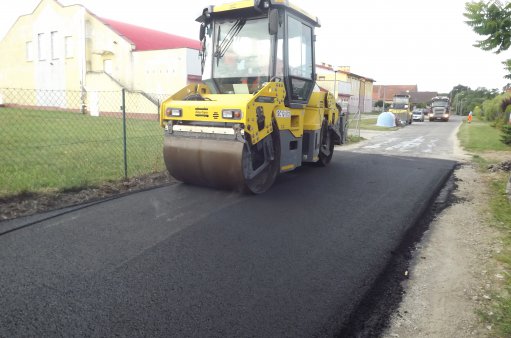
[412,109,425,122]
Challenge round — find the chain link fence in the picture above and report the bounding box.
[0,88,169,197]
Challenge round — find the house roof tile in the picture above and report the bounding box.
[372,85,418,101]
[100,18,201,51]
[408,91,439,104]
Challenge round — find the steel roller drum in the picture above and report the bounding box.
[163,135,246,191]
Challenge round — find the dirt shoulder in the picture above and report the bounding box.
[382,146,511,337]
[383,162,504,337]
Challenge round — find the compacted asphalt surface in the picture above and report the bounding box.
[0,151,456,336]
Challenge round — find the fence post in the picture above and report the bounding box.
[122,89,128,180]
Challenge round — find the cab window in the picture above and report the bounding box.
[287,16,314,103]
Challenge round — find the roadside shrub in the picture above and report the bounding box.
[501,97,511,113]
[474,106,482,119]
[506,105,511,123]
[482,93,511,122]
[501,124,511,145]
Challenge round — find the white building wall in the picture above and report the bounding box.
[186,49,201,77]
[338,81,351,96]
[33,3,66,93]
[348,79,360,113]
[133,48,198,95]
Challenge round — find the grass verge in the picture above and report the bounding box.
[478,174,511,337]
[458,120,511,152]
[347,135,365,143]
[459,120,511,336]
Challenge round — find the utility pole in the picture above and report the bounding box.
[382,85,386,112]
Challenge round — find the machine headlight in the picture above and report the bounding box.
[443,114,449,118]
[166,107,182,117]
[222,109,242,119]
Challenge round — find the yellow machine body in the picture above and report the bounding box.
[389,94,412,125]
[159,0,344,193]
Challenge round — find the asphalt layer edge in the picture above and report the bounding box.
[336,162,459,337]
[0,183,174,237]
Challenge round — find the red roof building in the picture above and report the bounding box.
[99,18,200,51]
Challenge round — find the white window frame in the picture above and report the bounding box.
[51,31,59,60]
[37,33,46,61]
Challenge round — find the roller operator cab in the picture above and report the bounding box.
[160,0,344,194]
[389,94,412,125]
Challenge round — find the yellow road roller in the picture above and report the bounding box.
[160,0,345,193]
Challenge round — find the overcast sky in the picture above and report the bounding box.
[0,0,508,93]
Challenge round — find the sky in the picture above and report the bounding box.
[0,0,508,93]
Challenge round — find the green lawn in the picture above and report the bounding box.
[0,107,164,196]
[458,120,511,152]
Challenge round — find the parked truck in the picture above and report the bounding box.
[429,96,450,121]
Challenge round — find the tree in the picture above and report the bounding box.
[374,100,384,108]
[465,1,511,79]
[450,85,499,116]
[503,59,511,80]
[449,84,470,100]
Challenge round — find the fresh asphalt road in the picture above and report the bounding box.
[0,122,458,336]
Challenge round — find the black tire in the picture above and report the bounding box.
[241,121,280,194]
[318,118,334,166]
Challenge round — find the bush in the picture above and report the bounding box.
[483,94,506,121]
[474,106,482,119]
[501,124,511,145]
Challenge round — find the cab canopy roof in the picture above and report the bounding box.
[198,0,320,27]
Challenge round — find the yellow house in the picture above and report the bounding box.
[316,64,374,113]
[0,0,201,114]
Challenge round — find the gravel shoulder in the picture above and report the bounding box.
[383,162,503,337]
